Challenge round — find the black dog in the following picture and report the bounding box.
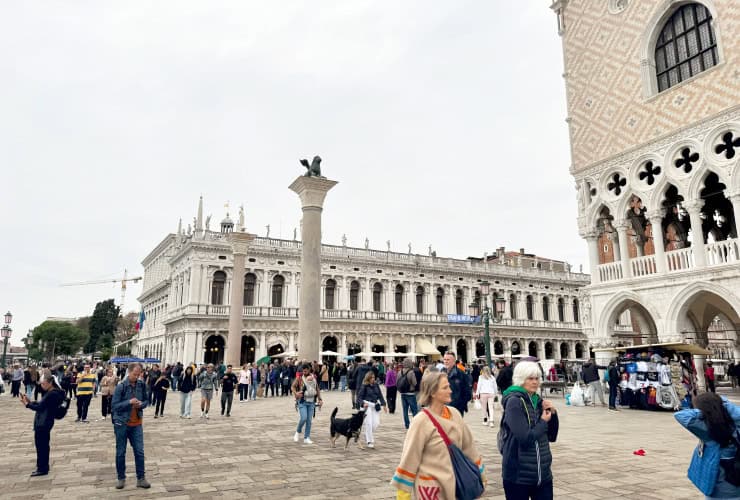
[330,407,366,450]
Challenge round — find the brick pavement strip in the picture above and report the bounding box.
[0,388,726,499]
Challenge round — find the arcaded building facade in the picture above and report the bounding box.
[133,200,590,366]
[551,0,740,367]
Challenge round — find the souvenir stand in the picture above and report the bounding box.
[593,342,712,411]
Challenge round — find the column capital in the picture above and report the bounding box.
[614,219,631,232]
[289,176,339,209]
[682,200,705,214]
[228,231,256,255]
[582,229,600,240]
[646,209,666,222]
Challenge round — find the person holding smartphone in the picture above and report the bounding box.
[21,369,64,477]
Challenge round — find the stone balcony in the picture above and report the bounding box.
[163,304,582,330]
[596,237,740,284]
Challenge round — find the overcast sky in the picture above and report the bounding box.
[0,1,586,345]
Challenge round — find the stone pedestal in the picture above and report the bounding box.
[226,232,255,367]
[289,175,338,362]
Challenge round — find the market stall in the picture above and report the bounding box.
[593,342,712,411]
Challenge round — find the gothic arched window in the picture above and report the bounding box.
[416,286,424,314]
[395,284,404,313]
[373,282,383,312]
[350,281,360,311]
[573,298,580,323]
[325,279,336,310]
[436,287,444,315]
[272,275,285,307]
[244,273,256,306]
[509,294,517,319]
[211,271,226,305]
[655,3,718,92]
[542,296,550,321]
[526,295,534,320]
[455,289,464,315]
[557,298,565,322]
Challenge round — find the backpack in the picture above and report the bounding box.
[396,370,411,393]
[55,392,71,420]
[497,395,532,454]
[721,432,740,486]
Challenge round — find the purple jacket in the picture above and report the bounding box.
[385,369,397,387]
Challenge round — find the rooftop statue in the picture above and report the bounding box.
[299,156,322,177]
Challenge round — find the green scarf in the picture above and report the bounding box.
[503,385,540,408]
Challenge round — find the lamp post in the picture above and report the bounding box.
[469,281,505,368]
[1,311,13,369]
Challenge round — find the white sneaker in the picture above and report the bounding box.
[186,415,192,419]
[205,413,209,419]
[293,432,300,442]
[367,442,374,449]
[200,411,204,419]
[303,438,313,444]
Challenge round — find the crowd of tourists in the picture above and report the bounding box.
[7,351,740,499]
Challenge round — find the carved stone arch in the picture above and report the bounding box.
[665,138,705,181]
[639,0,724,98]
[266,333,288,348]
[586,202,617,232]
[703,122,740,168]
[597,290,663,343]
[732,157,740,193]
[616,192,650,221]
[688,166,730,202]
[664,281,740,344]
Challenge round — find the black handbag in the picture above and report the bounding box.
[423,409,484,500]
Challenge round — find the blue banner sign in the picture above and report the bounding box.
[447,314,478,324]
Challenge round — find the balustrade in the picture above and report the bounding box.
[705,239,739,266]
[597,262,623,282]
[631,255,657,277]
[666,247,694,272]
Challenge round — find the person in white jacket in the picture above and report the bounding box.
[475,366,498,427]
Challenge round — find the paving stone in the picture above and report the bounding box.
[2,388,736,498]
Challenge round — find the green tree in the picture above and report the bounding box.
[116,311,138,343]
[30,321,89,361]
[86,299,120,353]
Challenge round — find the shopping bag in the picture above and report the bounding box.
[474,398,482,410]
[570,383,585,406]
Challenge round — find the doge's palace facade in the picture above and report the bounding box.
[551,0,740,378]
[134,199,590,366]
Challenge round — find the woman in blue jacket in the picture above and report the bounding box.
[500,361,559,500]
[675,392,740,498]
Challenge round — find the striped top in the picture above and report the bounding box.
[76,373,97,396]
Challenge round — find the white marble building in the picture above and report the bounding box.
[133,199,591,366]
[551,0,740,377]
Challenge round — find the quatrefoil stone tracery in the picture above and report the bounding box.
[638,161,662,185]
[607,173,627,196]
[674,147,699,174]
[715,131,740,159]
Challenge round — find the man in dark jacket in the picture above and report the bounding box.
[21,369,64,476]
[607,361,620,411]
[582,359,607,407]
[496,361,514,392]
[442,352,472,415]
[112,363,151,489]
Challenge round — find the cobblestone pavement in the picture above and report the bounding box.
[0,386,728,499]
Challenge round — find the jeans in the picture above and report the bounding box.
[154,391,167,416]
[608,383,618,408]
[25,383,35,398]
[296,401,316,439]
[503,480,553,500]
[340,376,347,392]
[587,381,605,405]
[114,423,146,480]
[249,383,257,400]
[171,377,178,391]
[77,394,92,420]
[34,428,51,473]
[238,383,248,401]
[102,395,113,417]
[180,391,192,417]
[11,380,21,397]
[221,391,234,415]
[400,393,419,429]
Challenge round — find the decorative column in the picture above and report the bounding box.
[647,210,667,274]
[728,192,740,242]
[290,174,338,361]
[225,231,255,367]
[685,200,707,268]
[616,220,632,279]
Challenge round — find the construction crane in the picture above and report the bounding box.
[60,269,143,313]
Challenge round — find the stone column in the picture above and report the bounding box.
[616,220,632,279]
[290,175,338,362]
[685,200,707,268]
[728,193,740,242]
[647,210,667,274]
[225,232,255,367]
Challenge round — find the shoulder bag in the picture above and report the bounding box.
[423,409,484,500]
[688,439,721,496]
